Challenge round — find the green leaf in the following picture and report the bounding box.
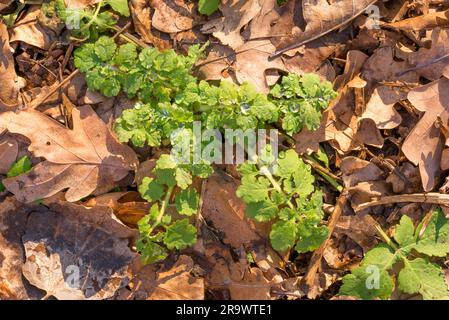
[411,209,449,257]
[105,0,130,16]
[94,36,117,62]
[236,175,270,203]
[138,177,164,202]
[163,219,197,250]
[7,156,32,178]
[198,0,220,15]
[394,215,415,247]
[175,189,199,216]
[136,238,168,264]
[295,224,328,253]
[245,201,278,222]
[398,258,449,300]
[270,220,296,251]
[339,244,397,300]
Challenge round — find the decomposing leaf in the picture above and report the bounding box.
[21,201,137,300]
[383,9,449,31]
[340,156,384,188]
[0,97,138,202]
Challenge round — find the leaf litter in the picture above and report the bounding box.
[3,0,449,301]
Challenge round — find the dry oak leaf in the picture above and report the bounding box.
[151,0,200,33]
[21,202,137,300]
[402,77,449,191]
[409,28,449,81]
[0,21,22,109]
[201,0,262,50]
[0,102,138,203]
[340,156,384,188]
[271,0,378,55]
[9,6,53,50]
[234,40,285,93]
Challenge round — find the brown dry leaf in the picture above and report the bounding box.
[9,6,53,50]
[117,255,204,300]
[151,0,200,33]
[196,44,235,81]
[0,134,18,174]
[84,191,150,227]
[271,0,377,54]
[334,215,378,253]
[362,86,404,130]
[201,0,262,50]
[409,28,449,80]
[21,201,137,300]
[402,77,449,191]
[0,21,22,110]
[201,170,269,248]
[130,0,170,49]
[0,97,138,202]
[383,9,449,31]
[340,156,384,188]
[233,40,285,93]
[347,181,391,209]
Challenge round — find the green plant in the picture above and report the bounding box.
[73,36,337,264]
[198,0,220,16]
[0,156,32,192]
[339,210,449,300]
[236,147,328,253]
[50,0,129,41]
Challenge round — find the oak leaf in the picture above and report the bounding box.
[0,97,138,202]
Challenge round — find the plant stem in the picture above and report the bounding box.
[372,221,399,251]
[259,165,295,209]
[148,186,174,236]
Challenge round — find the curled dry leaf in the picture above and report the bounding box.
[0,97,138,202]
[403,77,449,191]
[84,191,150,227]
[383,9,449,31]
[9,6,53,50]
[0,21,22,110]
[201,0,262,50]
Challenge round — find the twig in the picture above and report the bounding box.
[303,192,348,287]
[355,193,449,212]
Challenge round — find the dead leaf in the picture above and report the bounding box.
[384,9,449,31]
[402,77,449,191]
[151,0,199,33]
[0,134,18,174]
[201,0,262,50]
[0,97,138,202]
[409,28,449,80]
[271,0,378,55]
[340,156,384,188]
[0,21,22,109]
[334,215,378,253]
[84,191,150,227]
[21,201,137,300]
[9,6,53,50]
[233,40,285,93]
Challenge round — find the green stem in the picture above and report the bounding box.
[258,164,295,210]
[83,0,103,29]
[147,186,174,236]
[372,222,399,251]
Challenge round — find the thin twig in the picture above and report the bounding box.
[303,192,348,287]
[355,193,449,212]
